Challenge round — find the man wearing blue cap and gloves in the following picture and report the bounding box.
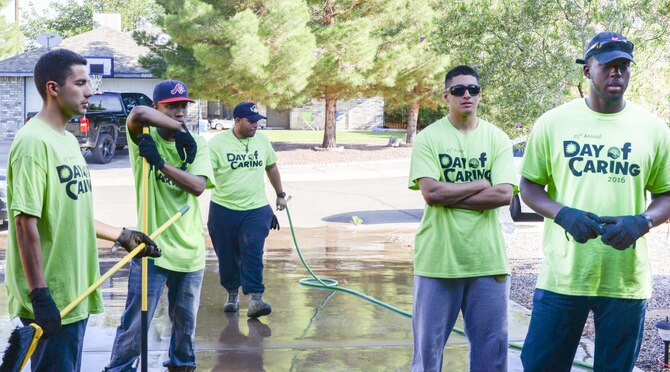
[105,80,215,372]
[207,102,286,318]
[520,31,670,371]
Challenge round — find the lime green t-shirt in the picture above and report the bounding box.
[521,99,670,299]
[128,127,215,272]
[209,129,277,211]
[408,117,518,278]
[5,118,103,324]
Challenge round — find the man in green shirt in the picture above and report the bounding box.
[105,80,215,372]
[520,31,670,371]
[5,49,159,371]
[408,65,517,371]
[208,101,286,318]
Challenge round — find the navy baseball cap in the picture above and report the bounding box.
[233,102,266,122]
[576,32,635,65]
[152,80,195,104]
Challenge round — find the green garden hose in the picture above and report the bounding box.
[284,201,594,370]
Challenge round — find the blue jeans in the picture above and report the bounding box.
[20,317,88,372]
[411,275,510,372]
[105,258,204,372]
[521,289,646,372]
[208,202,273,294]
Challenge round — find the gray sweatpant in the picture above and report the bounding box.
[411,275,510,372]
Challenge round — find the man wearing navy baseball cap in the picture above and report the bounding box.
[207,101,286,318]
[105,80,215,372]
[520,31,670,371]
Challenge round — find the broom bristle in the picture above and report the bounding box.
[0,326,36,372]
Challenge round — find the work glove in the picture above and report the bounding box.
[28,287,61,338]
[553,206,603,243]
[138,134,165,170]
[598,215,649,250]
[270,214,280,230]
[172,129,197,170]
[116,228,161,258]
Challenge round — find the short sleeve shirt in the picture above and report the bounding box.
[408,117,518,278]
[209,129,277,211]
[5,118,103,324]
[521,99,670,299]
[128,127,215,272]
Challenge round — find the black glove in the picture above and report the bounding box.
[598,215,649,250]
[554,207,604,243]
[116,228,161,258]
[28,287,61,338]
[270,214,280,230]
[172,129,197,169]
[138,134,165,170]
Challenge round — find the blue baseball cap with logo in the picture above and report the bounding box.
[233,102,266,122]
[152,80,195,104]
[576,31,635,65]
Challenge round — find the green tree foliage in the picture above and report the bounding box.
[367,0,446,144]
[21,0,163,50]
[152,0,316,110]
[0,0,24,58]
[432,0,670,139]
[147,0,419,148]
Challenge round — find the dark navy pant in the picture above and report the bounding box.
[521,289,646,372]
[208,202,273,294]
[20,316,88,372]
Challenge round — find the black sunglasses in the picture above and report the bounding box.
[583,39,634,60]
[447,84,481,97]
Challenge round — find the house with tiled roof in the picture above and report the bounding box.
[0,24,160,135]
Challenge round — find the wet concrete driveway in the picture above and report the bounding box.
[1,226,593,371]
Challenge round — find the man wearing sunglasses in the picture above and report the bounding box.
[520,31,670,371]
[409,65,517,371]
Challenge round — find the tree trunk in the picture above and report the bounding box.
[406,101,419,145]
[321,92,337,148]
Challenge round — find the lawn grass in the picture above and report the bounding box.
[261,130,406,144]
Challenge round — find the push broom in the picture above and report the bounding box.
[0,205,190,372]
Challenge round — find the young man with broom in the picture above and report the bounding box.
[3,49,160,371]
[104,80,214,372]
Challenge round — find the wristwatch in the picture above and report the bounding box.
[641,213,653,229]
[277,192,286,199]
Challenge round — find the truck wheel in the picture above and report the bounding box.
[215,122,223,130]
[91,134,116,164]
[509,194,522,221]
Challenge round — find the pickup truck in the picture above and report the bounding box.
[26,91,153,164]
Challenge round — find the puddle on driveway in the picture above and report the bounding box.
[0,226,536,370]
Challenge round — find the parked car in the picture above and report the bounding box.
[209,118,234,131]
[510,135,540,221]
[26,91,153,164]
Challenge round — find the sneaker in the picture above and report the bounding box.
[224,288,239,312]
[247,293,272,318]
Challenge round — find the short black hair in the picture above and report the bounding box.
[444,65,480,90]
[34,49,88,99]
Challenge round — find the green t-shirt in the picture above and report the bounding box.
[5,118,103,324]
[521,99,670,299]
[408,117,518,278]
[209,129,277,211]
[128,127,215,272]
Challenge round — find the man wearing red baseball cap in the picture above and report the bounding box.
[105,80,215,372]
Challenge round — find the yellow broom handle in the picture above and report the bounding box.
[59,206,190,317]
[141,125,149,312]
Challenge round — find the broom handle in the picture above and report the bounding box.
[58,205,190,317]
[140,124,150,372]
